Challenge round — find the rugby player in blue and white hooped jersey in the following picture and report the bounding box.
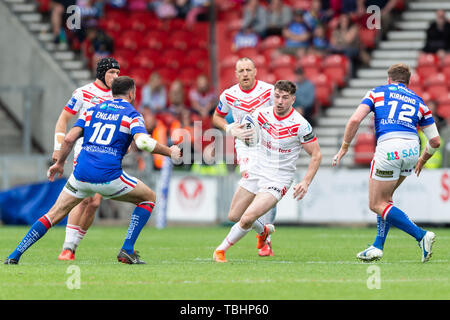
[4,77,181,265]
[332,63,441,263]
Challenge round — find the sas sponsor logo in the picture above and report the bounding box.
[68,97,77,108]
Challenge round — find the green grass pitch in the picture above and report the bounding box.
[1,225,449,300]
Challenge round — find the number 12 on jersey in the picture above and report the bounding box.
[387,101,416,123]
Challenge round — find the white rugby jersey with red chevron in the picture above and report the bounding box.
[216,80,274,171]
[64,82,113,158]
[250,106,317,183]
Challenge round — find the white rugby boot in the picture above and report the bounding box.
[418,231,436,263]
[356,245,383,262]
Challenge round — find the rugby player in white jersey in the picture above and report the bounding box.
[52,57,120,260]
[212,57,278,256]
[213,80,322,262]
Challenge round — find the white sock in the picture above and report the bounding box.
[252,218,265,236]
[73,228,87,249]
[217,223,251,251]
[63,224,80,250]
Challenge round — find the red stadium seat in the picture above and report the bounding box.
[142,31,167,50]
[310,74,334,107]
[259,35,284,50]
[160,49,185,70]
[409,73,423,87]
[236,47,260,60]
[250,54,266,68]
[270,54,295,69]
[170,30,192,50]
[184,49,209,72]
[417,53,439,67]
[220,54,240,70]
[424,73,448,100]
[129,68,152,88]
[273,67,296,82]
[359,27,378,49]
[178,67,202,88]
[322,55,349,88]
[113,49,134,71]
[354,132,376,165]
[115,30,142,50]
[131,50,161,70]
[437,101,450,119]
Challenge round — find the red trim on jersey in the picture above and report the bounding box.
[64,106,77,115]
[93,81,110,92]
[120,120,130,128]
[273,107,294,121]
[215,106,228,116]
[374,96,384,103]
[239,80,258,93]
[257,113,300,139]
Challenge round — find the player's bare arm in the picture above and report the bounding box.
[332,103,371,166]
[134,132,181,161]
[52,109,76,162]
[415,123,441,176]
[293,139,322,201]
[48,126,84,181]
[212,110,253,141]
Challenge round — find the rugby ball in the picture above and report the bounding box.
[240,114,260,147]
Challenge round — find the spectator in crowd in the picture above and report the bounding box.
[282,9,311,56]
[152,0,178,19]
[303,0,332,31]
[241,0,268,37]
[423,10,450,57]
[310,23,330,55]
[186,0,210,26]
[168,80,189,118]
[265,0,293,37]
[175,0,192,18]
[293,68,316,125]
[232,22,260,51]
[189,74,216,129]
[329,13,361,73]
[51,0,76,44]
[357,0,398,38]
[89,28,114,73]
[140,72,168,132]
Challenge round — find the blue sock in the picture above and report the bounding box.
[373,215,390,250]
[383,205,426,242]
[8,215,52,261]
[122,202,154,254]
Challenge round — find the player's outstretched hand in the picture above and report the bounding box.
[228,123,254,141]
[415,157,426,177]
[293,181,308,201]
[47,163,64,182]
[170,145,182,162]
[332,148,347,167]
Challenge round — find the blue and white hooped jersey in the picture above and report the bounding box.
[361,83,435,143]
[73,98,147,183]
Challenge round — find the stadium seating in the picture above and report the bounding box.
[353,132,376,165]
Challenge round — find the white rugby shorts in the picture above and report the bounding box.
[239,171,292,201]
[370,138,420,181]
[63,171,138,199]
